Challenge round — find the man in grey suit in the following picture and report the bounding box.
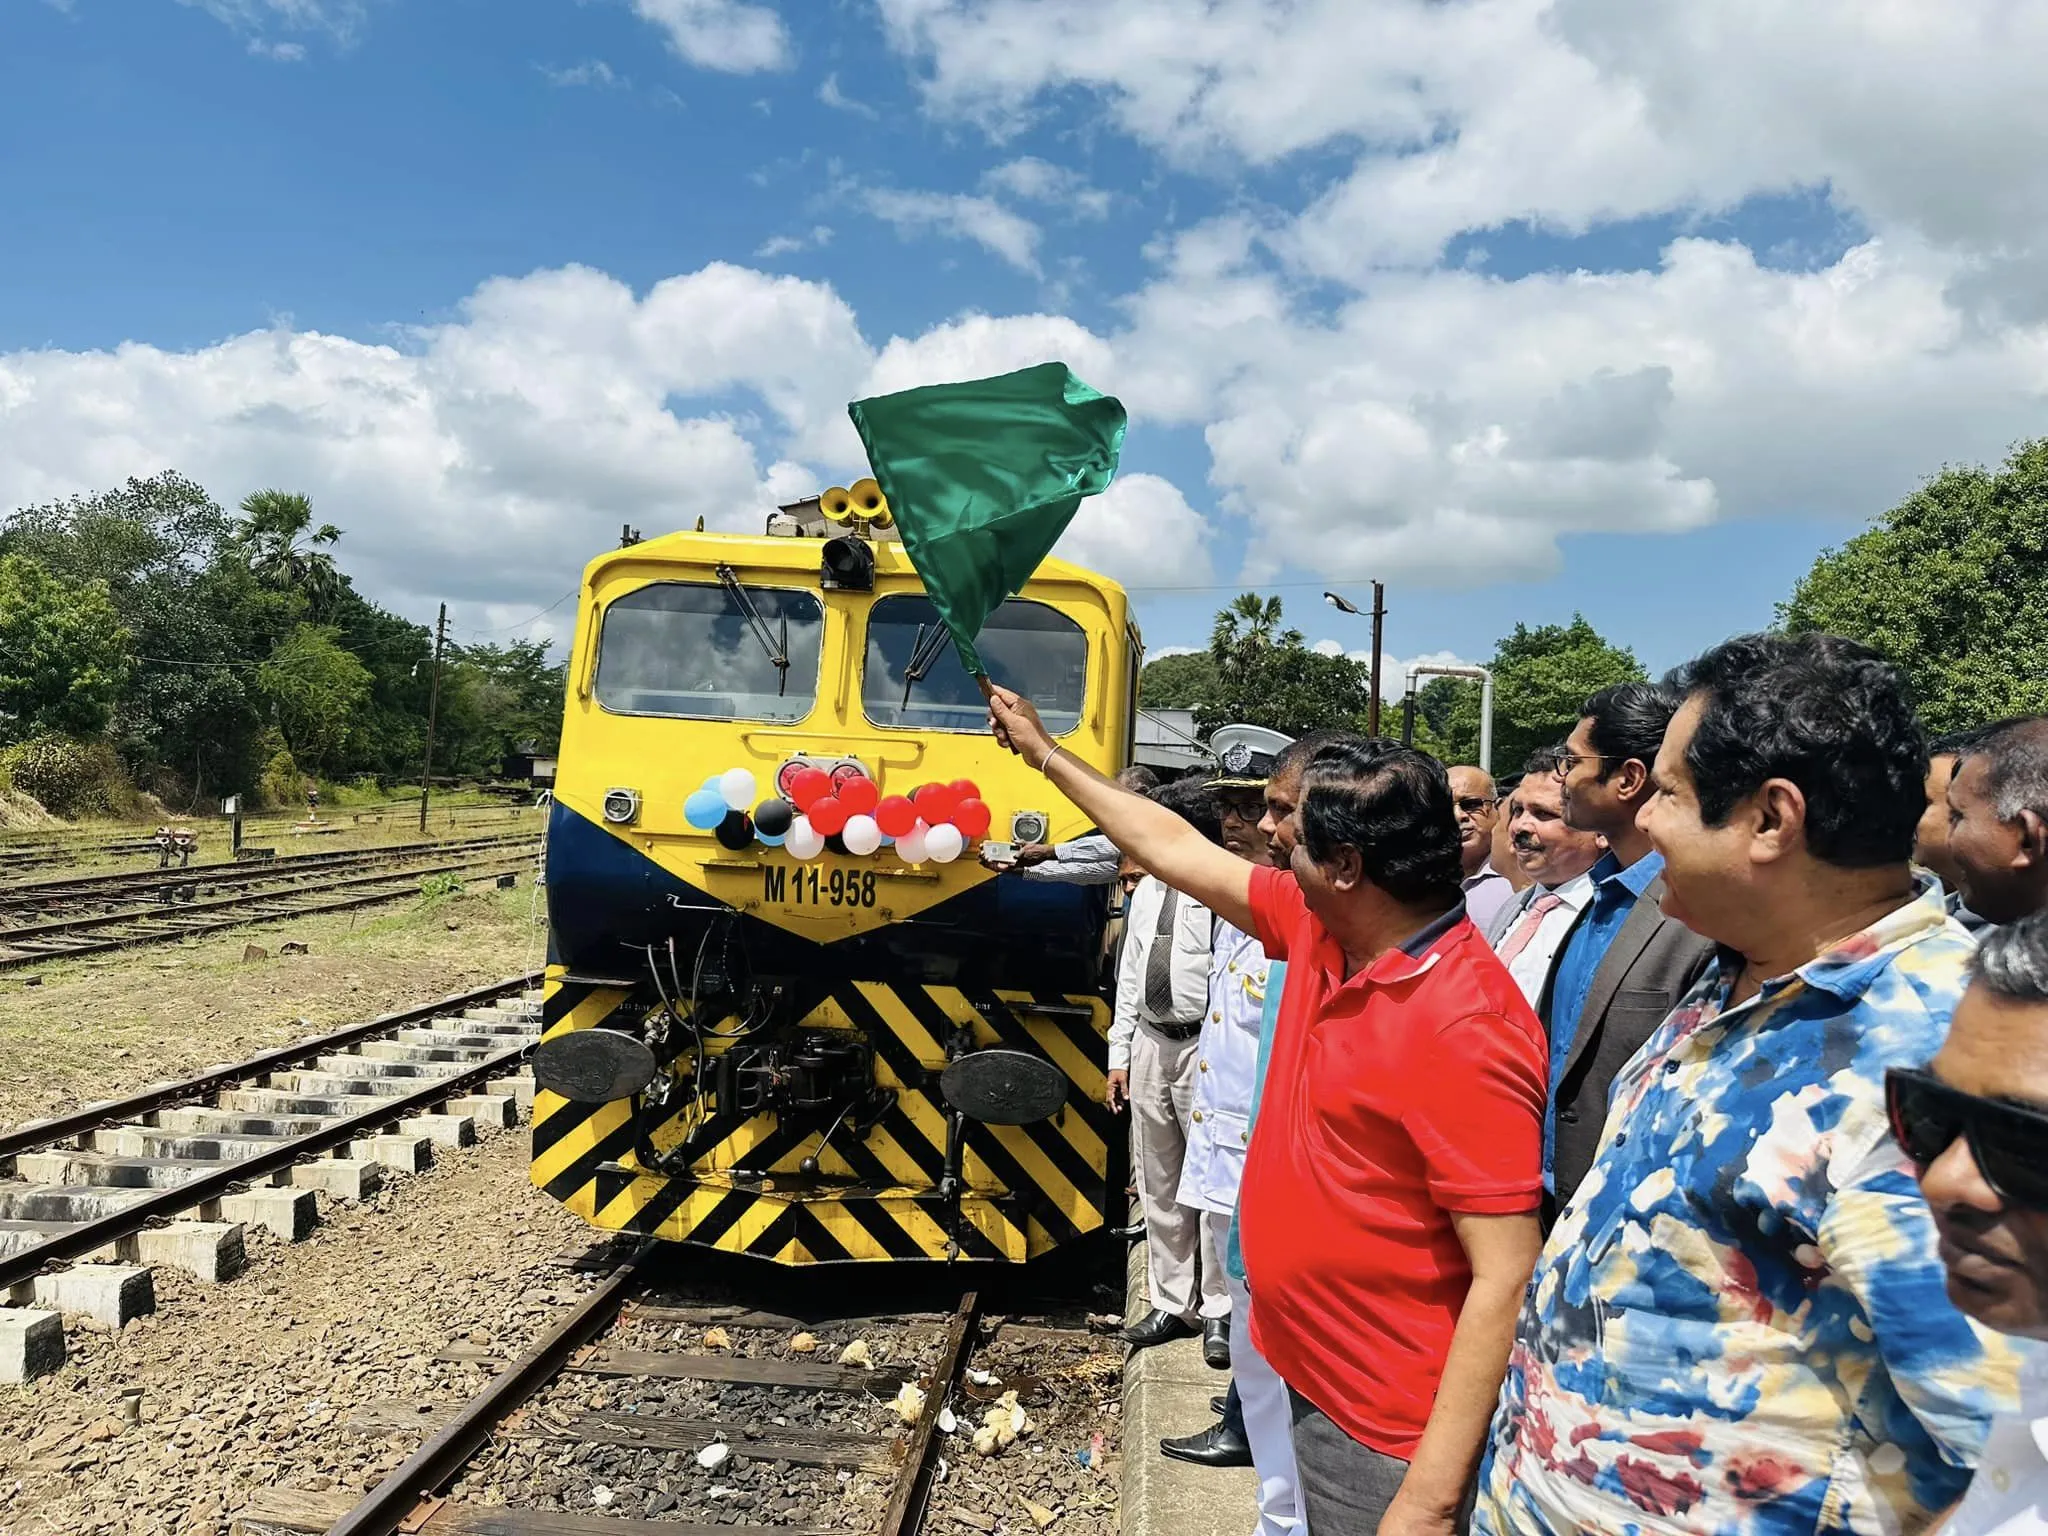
[1540,683,1716,1212]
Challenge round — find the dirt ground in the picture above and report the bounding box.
[0,1126,599,1536]
[0,881,547,1129]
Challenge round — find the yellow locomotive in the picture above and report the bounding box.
[531,486,1138,1264]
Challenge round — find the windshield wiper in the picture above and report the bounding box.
[900,622,954,709]
[716,564,791,695]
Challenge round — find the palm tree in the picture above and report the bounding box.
[235,490,344,610]
[1208,592,1298,669]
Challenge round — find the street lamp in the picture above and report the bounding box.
[1324,585,1386,736]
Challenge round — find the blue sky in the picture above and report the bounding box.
[4,0,2043,682]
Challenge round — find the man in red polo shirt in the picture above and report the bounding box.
[986,688,1547,1535]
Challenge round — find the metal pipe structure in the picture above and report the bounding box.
[1402,663,1495,774]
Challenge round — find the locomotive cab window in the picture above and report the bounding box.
[864,595,1087,733]
[595,581,823,722]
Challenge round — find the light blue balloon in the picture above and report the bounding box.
[684,789,727,830]
[702,773,725,791]
[757,830,787,848]
[879,834,896,847]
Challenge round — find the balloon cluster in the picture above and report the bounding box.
[685,761,996,866]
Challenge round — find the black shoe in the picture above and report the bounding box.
[1202,1317,1231,1369]
[1159,1421,1253,1468]
[1109,1220,1146,1240]
[1121,1309,1198,1349]
[1209,1394,1229,1417]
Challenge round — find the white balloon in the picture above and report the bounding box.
[718,767,757,812]
[895,823,929,864]
[925,823,965,864]
[841,814,882,856]
[785,815,825,861]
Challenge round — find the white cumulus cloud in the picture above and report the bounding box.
[858,188,1044,276]
[630,0,790,73]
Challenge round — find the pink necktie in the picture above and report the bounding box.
[1496,892,1566,965]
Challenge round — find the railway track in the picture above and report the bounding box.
[0,977,542,1362]
[238,1260,1119,1536]
[0,835,537,972]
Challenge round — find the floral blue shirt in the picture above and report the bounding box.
[1478,883,2019,1536]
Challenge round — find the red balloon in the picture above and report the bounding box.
[789,767,833,813]
[953,797,993,839]
[948,778,982,804]
[912,782,957,826]
[874,795,919,838]
[807,796,849,836]
[837,776,879,816]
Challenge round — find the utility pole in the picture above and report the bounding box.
[1367,580,1386,737]
[1325,584,1389,736]
[418,603,447,834]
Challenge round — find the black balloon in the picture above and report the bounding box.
[716,810,755,850]
[753,797,793,837]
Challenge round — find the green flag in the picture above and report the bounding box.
[848,361,1127,675]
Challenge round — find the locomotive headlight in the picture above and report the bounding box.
[602,787,641,825]
[1010,810,1049,845]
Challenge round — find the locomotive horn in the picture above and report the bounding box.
[849,477,893,528]
[820,485,856,523]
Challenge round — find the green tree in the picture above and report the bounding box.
[1780,438,2048,730]
[435,639,569,775]
[235,489,344,613]
[1405,616,1644,769]
[0,555,132,743]
[1138,651,1220,710]
[257,624,374,774]
[1187,593,1376,735]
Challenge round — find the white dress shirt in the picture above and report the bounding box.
[1490,870,1596,1007]
[1017,833,1121,884]
[1949,1339,2048,1536]
[1109,875,1213,1070]
[1177,920,1268,1215]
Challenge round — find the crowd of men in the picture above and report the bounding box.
[980,634,2048,1536]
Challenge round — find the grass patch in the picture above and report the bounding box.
[0,883,547,1130]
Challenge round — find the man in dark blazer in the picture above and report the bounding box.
[1540,683,1716,1212]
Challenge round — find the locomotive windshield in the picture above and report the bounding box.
[595,581,824,722]
[863,595,1087,732]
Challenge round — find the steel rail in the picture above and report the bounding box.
[0,1031,543,1291]
[0,853,530,971]
[0,832,533,904]
[879,1290,983,1536]
[0,846,531,937]
[0,973,539,1163]
[325,1243,658,1536]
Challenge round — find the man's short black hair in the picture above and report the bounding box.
[1272,729,1364,780]
[1117,764,1163,795]
[1930,725,1998,758]
[1581,681,1680,782]
[1298,739,1463,904]
[1668,632,1926,868]
[1522,745,1562,778]
[1153,776,1223,845]
[1964,716,2048,822]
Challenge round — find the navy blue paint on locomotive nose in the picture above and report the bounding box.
[544,798,1107,990]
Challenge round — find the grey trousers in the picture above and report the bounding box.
[1287,1388,1412,1533]
[1288,1389,1479,1534]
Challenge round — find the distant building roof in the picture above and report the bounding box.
[1135,709,1209,773]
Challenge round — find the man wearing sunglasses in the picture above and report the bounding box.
[1479,633,2018,1536]
[1449,766,1516,936]
[1895,912,2048,1535]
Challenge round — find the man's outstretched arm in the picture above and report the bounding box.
[987,685,1257,934]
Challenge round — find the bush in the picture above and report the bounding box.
[256,729,303,811]
[0,735,141,818]
[418,872,466,899]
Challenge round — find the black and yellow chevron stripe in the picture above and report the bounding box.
[530,966,1116,1263]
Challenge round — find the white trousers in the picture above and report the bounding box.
[1130,1023,1228,1321]
[1230,1272,1303,1536]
